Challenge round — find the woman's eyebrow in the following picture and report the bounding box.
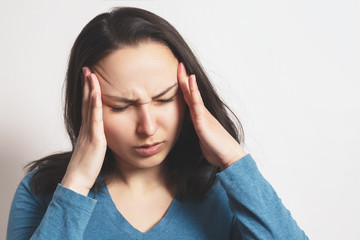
[102,82,178,103]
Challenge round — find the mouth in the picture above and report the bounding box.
[137,142,161,148]
[134,142,164,156]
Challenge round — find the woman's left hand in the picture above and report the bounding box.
[178,62,247,170]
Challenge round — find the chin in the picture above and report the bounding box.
[115,151,169,170]
[134,160,166,169]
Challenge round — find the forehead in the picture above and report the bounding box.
[93,42,179,98]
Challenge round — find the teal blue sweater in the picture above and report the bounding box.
[7,154,308,239]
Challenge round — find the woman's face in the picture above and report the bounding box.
[93,42,185,170]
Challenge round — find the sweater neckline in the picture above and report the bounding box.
[101,183,180,239]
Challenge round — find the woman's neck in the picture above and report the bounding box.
[107,161,172,196]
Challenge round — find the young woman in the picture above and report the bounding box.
[7,7,308,239]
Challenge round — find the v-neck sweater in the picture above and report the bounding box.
[7,154,308,239]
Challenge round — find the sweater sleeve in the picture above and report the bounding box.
[7,173,97,240]
[217,154,308,240]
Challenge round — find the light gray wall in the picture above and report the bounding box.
[1,1,359,239]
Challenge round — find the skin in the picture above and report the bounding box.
[94,43,185,175]
[61,41,247,232]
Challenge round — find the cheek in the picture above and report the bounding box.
[102,98,185,140]
[103,112,132,144]
[161,98,185,133]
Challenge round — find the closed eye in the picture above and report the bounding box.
[156,97,175,104]
[110,97,175,112]
[110,105,129,112]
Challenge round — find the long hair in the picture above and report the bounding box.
[25,7,244,200]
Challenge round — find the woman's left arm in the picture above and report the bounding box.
[178,62,308,239]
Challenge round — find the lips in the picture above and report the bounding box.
[134,142,164,156]
[138,142,161,148]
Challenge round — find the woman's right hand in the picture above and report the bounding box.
[61,67,107,196]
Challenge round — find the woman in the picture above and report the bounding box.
[7,7,308,239]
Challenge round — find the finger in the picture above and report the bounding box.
[189,75,204,106]
[177,62,191,103]
[89,74,104,131]
[82,67,91,119]
[89,71,101,95]
[82,67,91,98]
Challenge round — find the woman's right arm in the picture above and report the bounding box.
[61,67,107,196]
[7,68,107,239]
[7,173,97,240]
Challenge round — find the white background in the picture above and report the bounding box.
[1,0,359,239]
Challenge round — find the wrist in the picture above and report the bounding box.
[219,160,237,171]
[219,148,247,171]
[61,175,91,196]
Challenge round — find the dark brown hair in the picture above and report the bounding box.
[25,7,244,200]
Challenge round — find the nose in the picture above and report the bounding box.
[135,104,157,136]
